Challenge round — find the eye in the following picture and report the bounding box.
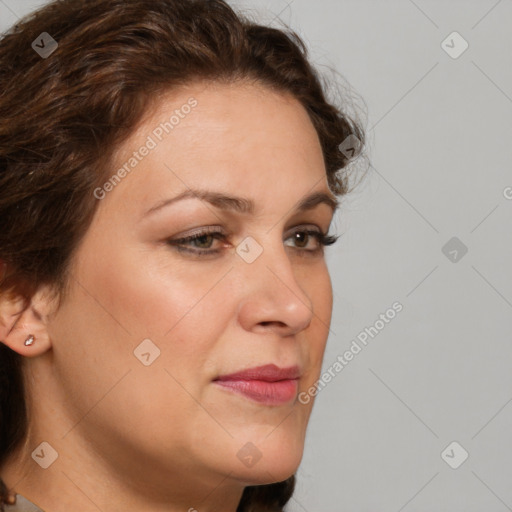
[166,226,228,257]
[167,226,226,255]
[166,226,340,258]
[284,228,340,255]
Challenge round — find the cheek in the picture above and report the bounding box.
[299,264,333,385]
[89,248,236,393]
[48,247,232,444]
[53,243,231,384]
[85,243,229,342]
[313,262,333,322]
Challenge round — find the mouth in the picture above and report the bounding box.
[213,364,301,406]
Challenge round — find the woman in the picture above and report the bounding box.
[0,0,366,510]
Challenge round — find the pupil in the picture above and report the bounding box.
[296,232,307,247]
[196,235,213,248]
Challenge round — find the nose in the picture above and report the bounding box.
[235,240,314,337]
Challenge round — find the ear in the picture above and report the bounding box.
[0,276,55,357]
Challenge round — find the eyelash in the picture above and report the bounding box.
[167,226,340,258]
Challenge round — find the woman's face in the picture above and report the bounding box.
[45,81,336,497]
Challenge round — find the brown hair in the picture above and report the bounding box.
[0,0,366,509]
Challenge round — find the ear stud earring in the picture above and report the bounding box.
[24,334,35,346]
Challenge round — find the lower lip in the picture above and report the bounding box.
[213,379,299,406]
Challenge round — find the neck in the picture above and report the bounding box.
[0,437,245,512]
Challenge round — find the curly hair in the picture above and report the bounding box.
[0,0,366,509]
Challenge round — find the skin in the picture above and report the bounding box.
[0,80,336,512]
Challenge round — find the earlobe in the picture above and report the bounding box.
[0,286,54,357]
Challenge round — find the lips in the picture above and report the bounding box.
[215,364,301,382]
[213,364,301,406]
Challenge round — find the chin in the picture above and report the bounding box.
[237,461,300,486]
[229,439,305,486]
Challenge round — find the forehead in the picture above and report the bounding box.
[99,80,329,217]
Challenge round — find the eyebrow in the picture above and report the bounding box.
[143,188,339,218]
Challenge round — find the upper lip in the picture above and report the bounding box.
[214,364,301,382]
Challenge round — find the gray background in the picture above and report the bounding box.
[2,0,511,510]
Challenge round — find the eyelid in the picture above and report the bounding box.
[166,224,338,258]
[171,223,325,243]
[171,225,227,240]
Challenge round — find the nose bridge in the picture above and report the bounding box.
[235,234,314,333]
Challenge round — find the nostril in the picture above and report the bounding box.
[259,320,289,329]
